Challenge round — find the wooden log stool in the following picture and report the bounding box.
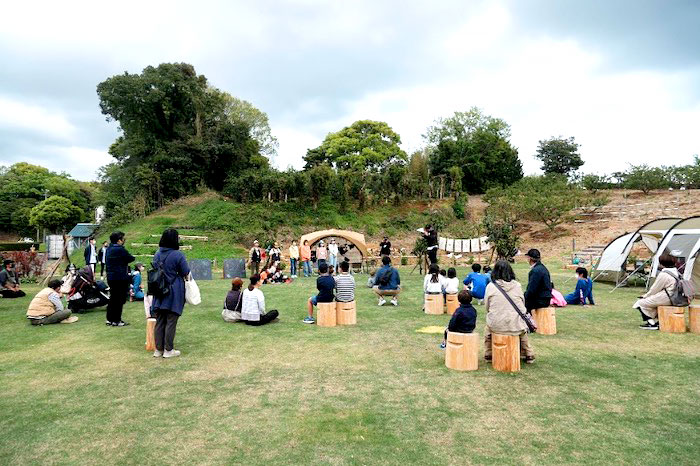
[689,305,700,334]
[445,293,459,316]
[658,306,687,333]
[317,302,337,327]
[145,318,156,351]
[336,301,357,326]
[492,333,520,372]
[532,307,557,335]
[445,331,479,371]
[424,294,444,315]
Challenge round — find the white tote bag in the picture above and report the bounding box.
[185,273,201,305]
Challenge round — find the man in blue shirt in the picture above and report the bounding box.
[304,262,335,324]
[565,267,595,305]
[373,256,401,306]
[463,263,490,301]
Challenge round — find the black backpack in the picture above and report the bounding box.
[147,251,172,299]
[378,267,394,287]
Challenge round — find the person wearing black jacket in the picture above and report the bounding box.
[379,237,391,257]
[83,237,97,272]
[424,225,439,264]
[524,248,552,311]
[441,290,477,348]
[105,231,135,326]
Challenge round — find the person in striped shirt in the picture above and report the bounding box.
[335,261,355,303]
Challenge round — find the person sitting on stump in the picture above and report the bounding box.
[373,256,401,306]
[524,248,552,312]
[0,259,25,298]
[26,279,78,325]
[633,253,678,330]
[335,260,355,303]
[483,260,535,364]
[440,289,477,349]
[241,274,279,326]
[565,267,595,305]
[303,262,335,324]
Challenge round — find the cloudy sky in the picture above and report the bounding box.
[1,0,699,181]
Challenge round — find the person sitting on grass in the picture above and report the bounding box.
[304,262,335,324]
[440,289,477,348]
[0,259,26,298]
[373,256,401,306]
[367,269,377,288]
[241,274,279,326]
[565,267,595,305]
[463,263,490,302]
[26,279,78,325]
[550,282,568,307]
[335,260,355,303]
[130,263,145,301]
[222,278,244,322]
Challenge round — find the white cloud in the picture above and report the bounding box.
[0,95,76,140]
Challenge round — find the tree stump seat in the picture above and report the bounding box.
[317,302,337,327]
[445,331,479,371]
[336,301,357,325]
[689,305,700,334]
[492,333,520,372]
[445,293,459,316]
[532,307,556,335]
[424,294,444,315]
[658,306,686,333]
[145,318,156,351]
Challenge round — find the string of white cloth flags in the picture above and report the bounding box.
[438,236,491,256]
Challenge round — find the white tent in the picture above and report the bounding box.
[650,216,700,293]
[594,218,680,284]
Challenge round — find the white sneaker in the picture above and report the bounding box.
[378,298,387,306]
[391,298,398,306]
[163,349,181,358]
[153,350,163,357]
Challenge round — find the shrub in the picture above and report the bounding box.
[1,251,46,278]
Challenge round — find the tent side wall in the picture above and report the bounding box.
[593,232,636,283]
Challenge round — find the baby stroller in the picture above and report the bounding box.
[67,266,110,313]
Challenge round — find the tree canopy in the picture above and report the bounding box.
[29,195,84,233]
[535,136,583,176]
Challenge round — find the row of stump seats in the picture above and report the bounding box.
[658,305,700,333]
[317,301,357,327]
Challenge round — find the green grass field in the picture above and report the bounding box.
[1,262,698,465]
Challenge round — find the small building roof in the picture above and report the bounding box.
[68,223,99,238]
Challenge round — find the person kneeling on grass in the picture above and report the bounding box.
[241,274,279,326]
[304,262,335,324]
[26,279,78,325]
[440,290,477,348]
[373,256,401,306]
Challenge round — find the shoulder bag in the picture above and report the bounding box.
[492,280,538,333]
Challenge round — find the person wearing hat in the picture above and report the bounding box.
[248,240,262,276]
[0,259,25,298]
[524,248,553,312]
[26,279,78,325]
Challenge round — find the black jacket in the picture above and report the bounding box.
[84,243,96,265]
[105,243,135,282]
[448,304,477,333]
[525,261,553,311]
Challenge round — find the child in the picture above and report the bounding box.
[328,265,335,276]
[130,263,145,301]
[566,267,595,305]
[335,261,355,303]
[304,262,335,324]
[440,269,447,277]
[444,267,460,295]
[424,264,445,299]
[367,269,377,288]
[463,263,490,302]
[440,290,477,348]
[550,282,568,307]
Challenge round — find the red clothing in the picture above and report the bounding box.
[300,245,311,261]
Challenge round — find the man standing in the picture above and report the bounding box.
[373,256,401,306]
[105,231,135,326]
[424,225,439,264]
[0,260,26,298]
[524,249,552,312]
[84,236,98,272]
[248,240,262,276]
[379,236,391,258]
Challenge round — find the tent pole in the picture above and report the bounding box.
[610,258,652,293]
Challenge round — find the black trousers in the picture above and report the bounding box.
[155,309,179,351]
[0,289,26,298]
[244,310,279,326]
[428,248,438,264]
[99,262,105,276]
[106,279,130,323]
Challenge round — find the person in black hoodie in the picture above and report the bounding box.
[524,248,552,312]
[105,231,135,326]
[440,290,477,348]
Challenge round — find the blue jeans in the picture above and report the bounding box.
[329,255,337,268]
[290,258,298,276]
[303,260,312,277]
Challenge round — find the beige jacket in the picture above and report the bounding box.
[643,268,678,300]
[27,288,57,317]
[484,279,528,335]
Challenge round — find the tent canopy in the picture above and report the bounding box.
[651,216,700,284]
[299,229,368,258]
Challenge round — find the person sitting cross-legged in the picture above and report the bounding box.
[0,259,26,298]
[440,289,477,349]
[304,262,335,324]
[373,256,401,306]
[26,279,78,325]
[565,267,595,305]
[241,274,279,326]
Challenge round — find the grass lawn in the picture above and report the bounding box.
[1,262,698,465]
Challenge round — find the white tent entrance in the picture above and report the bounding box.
[649,216,700,294]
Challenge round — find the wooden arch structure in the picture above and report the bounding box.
[299,229,369,258]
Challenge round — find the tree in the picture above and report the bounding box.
[424,107,523,194]
[307,164,335,209]
[29,196,84,233]
[622,164,669,194]
[482,214,519,260]
[218,92,278,159]
[534,136,583,176]
[303,120,407,170]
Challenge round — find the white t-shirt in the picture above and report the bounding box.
[424,274,445,294]
[241,287,265,321]
[444,277,460,294]
[328,244,339,256]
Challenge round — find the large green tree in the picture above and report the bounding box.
[535,136,583,176]
[29,195,84,233]
[424,107,523,194]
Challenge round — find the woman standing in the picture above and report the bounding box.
[269,242,282,265]
[328,239,339,271]
[151,228,191,358]
[300,240,312,277]
[316,240,328,272]
[483,260,535,364]
[289,240,299,278]
[248,240,262,276]
[241,274,279,326]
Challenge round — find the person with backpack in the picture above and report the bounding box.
[150,228,191,357]
[633,253,683,330]
[105,231,135,327]
[373,256,401,306]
